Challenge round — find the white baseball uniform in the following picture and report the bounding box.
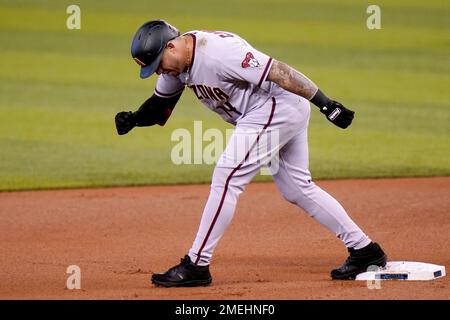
[155,30,371,266]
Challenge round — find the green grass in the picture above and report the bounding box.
[0,0,449,191]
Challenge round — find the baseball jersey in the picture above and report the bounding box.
[154,30,282,125]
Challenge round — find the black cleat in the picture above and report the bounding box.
[331,242,387,280]
[151,255,212,287]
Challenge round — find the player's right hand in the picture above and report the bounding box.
[115,111,137,135]
[319,101,355,129]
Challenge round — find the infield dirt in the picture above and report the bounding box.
[0,177,449,299]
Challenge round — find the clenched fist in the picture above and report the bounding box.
[115,111,137,135]
[319,100,355,129]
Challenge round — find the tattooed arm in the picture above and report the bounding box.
[267,59,356,129]
[267,60,318,99]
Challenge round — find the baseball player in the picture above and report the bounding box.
[115,20,387,287]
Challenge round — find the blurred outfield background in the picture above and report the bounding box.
[0,0,449,191]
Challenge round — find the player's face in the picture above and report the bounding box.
[156,40,185,76]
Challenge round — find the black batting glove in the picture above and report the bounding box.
[310,89,355,129]
[320,100,355,129]
[115,111,137,135]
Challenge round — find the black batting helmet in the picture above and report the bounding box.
[131,20,180,79]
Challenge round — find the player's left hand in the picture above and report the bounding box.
[319,101,355,129]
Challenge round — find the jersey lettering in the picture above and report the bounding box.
[217,101,242,117]
[213,88,229,101]
[204,86,218,101]
[189,84,229,102]
[188,84,240,117]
